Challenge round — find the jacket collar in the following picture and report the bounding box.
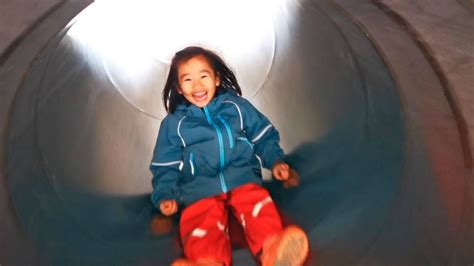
[176,88,236,117]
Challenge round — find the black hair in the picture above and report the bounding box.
[162,46,242,113]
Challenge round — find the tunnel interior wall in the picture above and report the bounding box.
[1,0,473,265]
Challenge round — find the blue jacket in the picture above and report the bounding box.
[150,89,285,207]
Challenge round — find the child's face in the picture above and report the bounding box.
[177,55,220,108]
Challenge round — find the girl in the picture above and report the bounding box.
[150,46,309,266]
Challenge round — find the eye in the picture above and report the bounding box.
[201,75,208,79]
[183,78,192,82]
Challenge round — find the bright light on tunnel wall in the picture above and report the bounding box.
[67,0,298,118]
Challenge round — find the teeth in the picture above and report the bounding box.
[194,91,206,96]
[193,91,207,100]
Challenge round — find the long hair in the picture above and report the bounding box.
[162,46,242,113]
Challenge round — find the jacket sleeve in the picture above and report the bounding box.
[240,98,285,169]
[150,115,183,208]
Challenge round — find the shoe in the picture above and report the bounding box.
[171,258,224,266]
[261,225,309,266]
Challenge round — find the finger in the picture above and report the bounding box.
[276,164,289,179]
[162,202,171,210]
[160,205,168,214]
[279,170,289,180]
[171,201,177,213]
[281,169,289,180]
[272,167,279,178]
[162,207,174,216]
[160,201,172,213]
[273,168,283,180]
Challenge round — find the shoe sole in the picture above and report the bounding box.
[274,226,309,266]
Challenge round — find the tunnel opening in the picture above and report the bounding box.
[5,0,410,265]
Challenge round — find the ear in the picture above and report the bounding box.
[177,87,183,94]
[215,75,220,87]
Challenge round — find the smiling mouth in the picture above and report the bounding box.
[193,91,207,101]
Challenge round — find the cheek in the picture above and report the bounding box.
[178,83,190,94]
[206,79,218,88]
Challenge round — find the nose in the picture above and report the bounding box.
[192,79,202,89]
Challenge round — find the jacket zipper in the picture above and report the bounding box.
[204,107,228,193]
[218,115,234,149]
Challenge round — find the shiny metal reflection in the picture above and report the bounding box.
[67,0,278,119]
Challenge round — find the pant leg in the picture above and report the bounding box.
[228,183,283,256]
[179,194,231,265]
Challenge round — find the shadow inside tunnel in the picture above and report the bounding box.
[26,118,403,266]
[263,117,404,265]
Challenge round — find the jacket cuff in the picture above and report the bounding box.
[265,152,286,170]
[151,189,181,209]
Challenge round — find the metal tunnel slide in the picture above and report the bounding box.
[1,0,472,265]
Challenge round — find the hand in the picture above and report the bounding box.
[272,162,290,181]
[159,199,178,216]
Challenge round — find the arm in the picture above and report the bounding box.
[150,116,183,214]
[240,99,285,170]
[238,98,300,186]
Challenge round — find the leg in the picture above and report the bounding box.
[227,183,283,255]
[179,194,231,266]
[228,183,309,266]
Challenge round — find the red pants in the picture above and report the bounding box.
[179,183,283,265]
